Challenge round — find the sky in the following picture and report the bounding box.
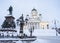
[0,0,60,27]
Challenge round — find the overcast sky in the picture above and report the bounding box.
[0,0,60,27]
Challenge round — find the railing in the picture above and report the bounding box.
[0,35,18,38]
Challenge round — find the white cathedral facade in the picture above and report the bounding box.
[25,8,49,29]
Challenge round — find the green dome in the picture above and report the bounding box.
[32,8,37,11]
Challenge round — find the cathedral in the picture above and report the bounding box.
[26,8,49,29]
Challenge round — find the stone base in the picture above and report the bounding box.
[0,40,16,43]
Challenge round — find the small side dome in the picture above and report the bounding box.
[32,8,37,11]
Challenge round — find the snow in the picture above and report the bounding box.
[33,29,56,36]
[16,28,60,43]
[32,38,60,43]
[1,27,60,43]
[16,36,60,43]
[23,28,58,36]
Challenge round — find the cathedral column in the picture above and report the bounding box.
[35,23,37,29]
[36,23,38,29]
[38,23,39,29]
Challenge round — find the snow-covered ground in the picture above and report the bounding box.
[1,26,60,43]
[22,29,60,43]
[16,36,60,43]
[24,28,60,36]
[33,29,57,36]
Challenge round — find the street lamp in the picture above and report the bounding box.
[16,14,28,37]
[29,26,34,37]
[53,20,58,36]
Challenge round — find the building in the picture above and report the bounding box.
[27,8,49,29]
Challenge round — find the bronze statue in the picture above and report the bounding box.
[8,6,13,15]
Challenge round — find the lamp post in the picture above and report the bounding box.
[29,26,34,37]
[17,14,28,37]
[53,20,58,36]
